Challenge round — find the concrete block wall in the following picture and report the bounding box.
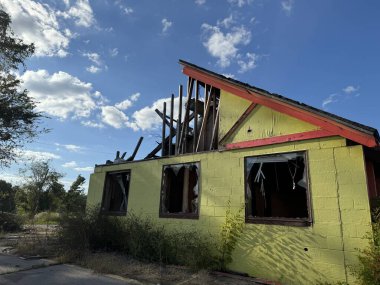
[87,136,373,284]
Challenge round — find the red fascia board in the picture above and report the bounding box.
[182,66,378,147]
[225,130,336,150]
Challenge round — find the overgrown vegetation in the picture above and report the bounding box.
[217,200,245,271]
[0,212,23,232]
[351,207,380,285]
[57,206,218,270]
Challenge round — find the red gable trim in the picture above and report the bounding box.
[183,66,378,148]
[225,130,336,150]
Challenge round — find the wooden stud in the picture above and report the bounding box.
[219,102,258,145]
[210,102,220,150]
[196,92,212,152]
[162,102,166,156]
[175,85,183,155]
[179,77,194,154]
[169,94,174,155]
[193,81,199,152]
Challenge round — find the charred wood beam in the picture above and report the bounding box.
[175,85,183,155]
[162,102,166,156]
[196,89,212,152]
[210,101,220,150]
[155,109,176,132]
[178,77,194,154]
[169,94,174,155]
[127,136,144,161]
[193,81,199,152]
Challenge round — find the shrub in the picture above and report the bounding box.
[34,211,60,224]
[351,208,380,285]
[57,207,218,270]
[0,212,23,232]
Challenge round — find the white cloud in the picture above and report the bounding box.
[129,96,185,131]
[130,92,141,101]
[55,143,82,152]
[227,0,253,7]
[82,52,101,65]
[222,73,235,78]
[217,15,234,29]
[281,0,294,15]
[195,0,206,5]
[115,99,133,110]
[57,0,95,27]
[124,7,134,15]
[162,18,173,33]
[322,94,339,109]
[0,0,70,57]
[81,120,105,128]
[62,161,78,168]
[109,48,119,57]
[74,166,93,172]
[100,106,130,129]
[201,23,251,67]
[238,52,258,73]
[17,149,61,161]
[343,85,359,94]
[21,69,105,120]
[86,65,101,73]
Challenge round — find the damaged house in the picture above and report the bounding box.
[87,60,380,284]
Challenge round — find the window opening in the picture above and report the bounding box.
[245,152,311,225]
[101,171,130,214]
[160,162,199,218]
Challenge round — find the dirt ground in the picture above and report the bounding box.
[0,227,277,285]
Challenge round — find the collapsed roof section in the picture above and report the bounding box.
[104,60,380,165]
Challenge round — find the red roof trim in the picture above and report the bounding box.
[182,66,378,147]
[225,130,336,150]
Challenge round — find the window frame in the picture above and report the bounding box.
[244,151,313,227]
[101,170,131,216]
[159,161,201,220]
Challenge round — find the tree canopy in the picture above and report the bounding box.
[0,9,43,167]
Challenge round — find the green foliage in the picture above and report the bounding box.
[0,179,16,212]
[0,9,43,167]
[57,207,218,270]
[0,212,23,232]
[33,211,60,225]
[351,207,380,285]
[61,175,87,214]
[217,200,245,271]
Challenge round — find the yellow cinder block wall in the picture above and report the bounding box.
[87,90,373,284]
[87,138,373,284]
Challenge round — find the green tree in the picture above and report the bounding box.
[0,179,15,212]
[19,161,63,216]
[0,9,43,167]
[62,175,87,213]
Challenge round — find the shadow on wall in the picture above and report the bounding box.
[235,225,345,284]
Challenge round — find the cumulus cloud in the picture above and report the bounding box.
[86,65,101,73]
[17,149,61,161]
[201,23,251,67]
[57,0,95,27]
[115,99,133,110]
[343,85,359,94]
[100,106,130,129]
[82,52,105,73]
[238,52,258,73]
[62,161,93,172]
[162,18,173,33]
[281,0,294,15]
[195,0,206,5]
[81,120,105,128]
[227,0,253,7]
[124,7,134,15]
[20,69,105,120]
[0,0,70,57]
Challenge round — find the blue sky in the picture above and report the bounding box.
[1,0,380,190]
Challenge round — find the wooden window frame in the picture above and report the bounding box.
[244,151,313,227]
[101,170,131,216]
[159,161,201,220]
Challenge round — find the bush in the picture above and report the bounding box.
[57,207,218,269]
[0,212,23,232]
[33,211,60,224]
[351,208,380,285]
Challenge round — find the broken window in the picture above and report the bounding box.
[160,162,200,218]
[245,152,312,226]
[101,171,130,215]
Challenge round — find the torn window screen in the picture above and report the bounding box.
[101,171,130,215]
[161,162,199,216]
[245,152,309,220]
